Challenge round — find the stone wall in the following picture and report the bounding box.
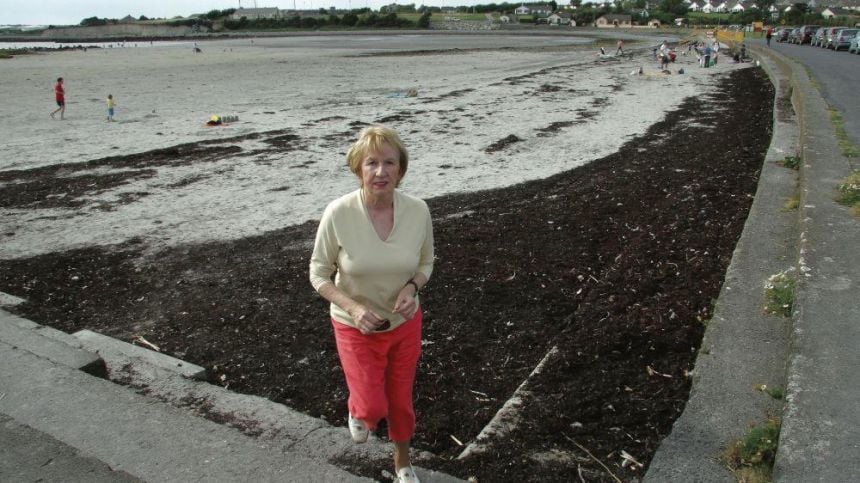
[40,24,202,39]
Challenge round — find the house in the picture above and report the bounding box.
[515,3,554,16]
[120,15,138,23]
[631,8,650,18]
[767,4,779,18]
[230,7,281,20]
[648,19,661,27]
[687,1,701,11]
[546,12,574,25]
[595,14,632,27]
[701,2,714,13]
[714,2,729,13]
[731,1,758,12]
[821,7,851,19]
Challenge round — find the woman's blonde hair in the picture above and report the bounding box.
[346,126,409,187]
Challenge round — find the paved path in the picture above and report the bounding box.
[761,37,860,149]
[647,42,860,482]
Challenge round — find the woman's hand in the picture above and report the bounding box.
[348,304,386,335]
[393,285,418,320]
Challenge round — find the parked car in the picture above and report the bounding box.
[833,29,858,51]
[812,27,827,47]
[799,25,821,44]
[776,27,791,42]
[823,27,848,48]
[849,34,860,54]
[788,27,802,44]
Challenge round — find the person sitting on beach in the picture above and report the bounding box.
[310,126,433,483]
[50,77,65,120]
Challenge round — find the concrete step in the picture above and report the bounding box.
[0,309,105,376]
[0,340,370,482]
[73,329,206,380]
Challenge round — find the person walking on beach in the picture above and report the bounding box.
[702,43,712,68]
[616,39,624,56]
[766,27,773,47]
[310,126,433,483]
[50,77,65,120]
[106,94,116,121]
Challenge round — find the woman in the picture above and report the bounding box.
[309,126,434,483]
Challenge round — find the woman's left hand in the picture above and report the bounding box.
[392,286,418,319]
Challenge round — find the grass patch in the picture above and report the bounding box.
[755,384,784,400]
[782,196,799,211]
[764,270,795,317]
[723,418,781,483]
[836,171,860,216]
[828,107,860,158]
[779,156,800,170]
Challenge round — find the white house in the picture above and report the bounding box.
[515,5,531,15]
[821,7,851,19]
[230,7,281,20]
[546,12,574,25]
[595,14,632,27]
[687,1,701,11]
[701,2,714,13]
[714,1,729,12]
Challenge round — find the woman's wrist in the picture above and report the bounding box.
[405,279,419,297]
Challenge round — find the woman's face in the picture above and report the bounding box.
[360,142,401,198]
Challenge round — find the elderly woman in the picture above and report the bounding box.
[309,126,434,483]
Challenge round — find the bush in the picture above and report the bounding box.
[417,11,431,28]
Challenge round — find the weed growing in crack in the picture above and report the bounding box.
[755,384,784,400]
[836,171,860,217]
[723,418,781,483]
[779,156,800,170]
[764,270,795,317]
[783,196,799,211]
[828,107,860,158]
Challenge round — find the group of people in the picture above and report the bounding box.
[689,40,722,68]
[49,77,117,121]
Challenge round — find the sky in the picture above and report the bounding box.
[3,0,557,26]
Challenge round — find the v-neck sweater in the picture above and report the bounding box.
[310,189,434,330]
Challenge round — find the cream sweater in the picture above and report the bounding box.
[309,189,434,330]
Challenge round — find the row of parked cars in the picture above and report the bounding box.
[774,25,860,53]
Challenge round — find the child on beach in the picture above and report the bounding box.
[106,94,116,121]
[50,77,65,120]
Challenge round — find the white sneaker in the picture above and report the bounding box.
[347,413,368,443]
[396,466,420,483]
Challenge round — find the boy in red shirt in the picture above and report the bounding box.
[50,77,65,120]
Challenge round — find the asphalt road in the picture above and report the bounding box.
[755,36,860,150]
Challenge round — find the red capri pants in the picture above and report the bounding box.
[332,309,422,442]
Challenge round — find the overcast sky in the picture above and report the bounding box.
[3,0,546,26]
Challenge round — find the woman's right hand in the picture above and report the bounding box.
[348,304,385,335]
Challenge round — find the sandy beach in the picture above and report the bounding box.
[1,32,773,480]
[0,33,740,259]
